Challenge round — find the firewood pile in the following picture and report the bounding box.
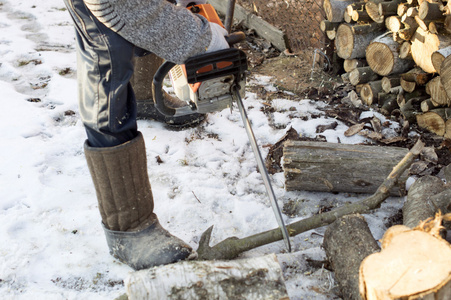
[321,0,451,139]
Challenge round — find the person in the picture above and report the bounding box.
[62,0,229,270]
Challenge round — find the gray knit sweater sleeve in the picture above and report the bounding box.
[84,0,211,64]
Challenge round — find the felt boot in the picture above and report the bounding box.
[131,53,204,127]
[84,132,192,270]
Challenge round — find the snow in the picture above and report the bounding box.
[0,1,406,299]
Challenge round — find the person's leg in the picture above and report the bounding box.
[63,0,193,269]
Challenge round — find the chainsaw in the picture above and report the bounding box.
[152,3,291,252]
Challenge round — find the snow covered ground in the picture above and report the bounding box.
[0,1,406,299]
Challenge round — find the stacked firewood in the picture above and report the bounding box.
[321,0,451,139]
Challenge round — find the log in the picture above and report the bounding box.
[421,98,438,112]
[323,214,380,300]
[349,66,379,85]
[400,16,419,40]
[366,1,384,23]
[344,10,353,23]
[351,9,373,22]
[439,53,451,101]
[400,97,423,123]
[347,2,366,16]
[283,141,409,194]
[401,67,432,85]
[366,33,415,76]
[400,78,416,92]
[335,23,385,59]
[426,76,451,107]
[380,93,399,115]
[418,1,444,21]
[359,221,451,300]
[411,27,451,73]
[385,15,402,32]
[125,254,289,300]
[446,119,451,139]
[379,0,403,16]
[344,58,367,72]
[416,109,451,136]
[403,175,447,228]
[399,41,412,59]
[431,46,451,75]
[397,2,409,17]
[381,76,401,93]
[326,29,337,40]
[320,20,341,32]
[360,80,383,105]
[324,0,357,22]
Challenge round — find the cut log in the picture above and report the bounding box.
[381,76,401,93]
[439,54,451,101]
[344,10,353,23]
[366,1,384,23]
[411,27,451,73]
[397,2,409,16]
[366,33,415,76]
[323,214,380,300]
[344,58,367,73]
[350,66,379,85]
[431,46,451,75]
[385,15,402,32]
[335,23,385,59]
[416,109,450,136]
[380,93,399,115]
[360,80,383,105]
[418,1,444,21]
[445,15,451,34]
[347,2,366,16]
[397,16,418,40]
[401,67,432,85]
[403,175,447,228]
[324,0,357,22]
[421,98,438,112]
[283,141,409,194]
[399,41,412,59]
[379,0,403,17]
[446,119,451,139]
[359,222,451,300]
[401,78,416,92]
[400,97,423,123]
[426,76,451,107]
[320,20,341,32]
[351,9,372,22]
[125,254,289,300]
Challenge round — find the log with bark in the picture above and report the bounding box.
[283,141,409,194]
[426,76,451,107]
[381,76,401,93]
[416,108,451,136]
[344,58,367,73]
[431,46,451,75]
[324,0,357,22]
[125,254,289,300]
[366,33,415,76]
[403,175,448,228]
[359,215,451,300]
[323,214,380,300]
[349,66,379,85]
[360,80,383,105]
[335,23,385,59]
[411,27,451,73]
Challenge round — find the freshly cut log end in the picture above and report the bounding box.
[411,27,451,73]
[431,46,451,75]
[366,2,384,23]
[359,220,451,300]
[324,0,355,22]
[416,111,446,136]
[366,34,414,76]
[336,23,384,59]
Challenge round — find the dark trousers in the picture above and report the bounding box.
[63,0,147,147]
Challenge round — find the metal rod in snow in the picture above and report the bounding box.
[234,86,292,252]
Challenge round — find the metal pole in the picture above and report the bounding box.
[224,0,236,33]
[234,86,292,252]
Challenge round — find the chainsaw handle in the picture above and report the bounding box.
[152,61,177,116]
